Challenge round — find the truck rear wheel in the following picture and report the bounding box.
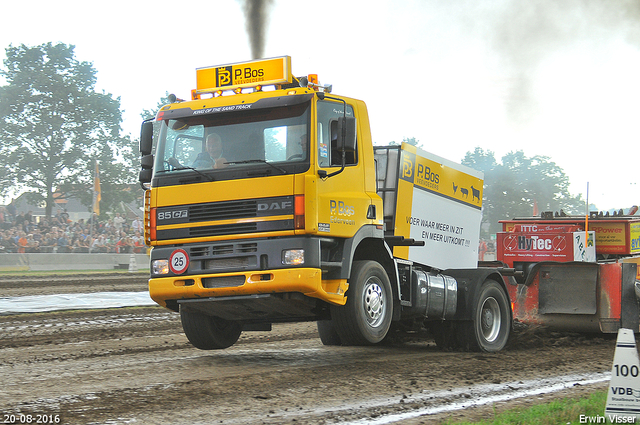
[180,307,242,350]
[466,279,511,352]
[330,260,393,345]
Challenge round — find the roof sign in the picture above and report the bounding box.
[196,56,292,93]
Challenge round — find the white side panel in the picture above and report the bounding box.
[407,186,481,270]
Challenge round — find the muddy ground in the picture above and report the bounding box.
[0,273,618,424]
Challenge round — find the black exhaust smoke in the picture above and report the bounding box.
[241,0,273,59]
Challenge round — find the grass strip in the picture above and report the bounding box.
[443,389,611,424]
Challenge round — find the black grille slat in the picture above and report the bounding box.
[190,223,257,237]
[237,243,258,253]
[211,245,235,255]
[190,246,209,257]
[189,200,257,222]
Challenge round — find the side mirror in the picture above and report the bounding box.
[140,121,154,156]
[139,154,153,187]
[141,154,154,170]
[337,116,356,152]
[139,168,152,185]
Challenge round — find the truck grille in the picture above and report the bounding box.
[155,195,295,241]
[202,275,246,288]
[189,200,257,222]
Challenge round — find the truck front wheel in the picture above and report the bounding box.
[466,279,511,352]
[316,320,342,346]
[330,260,393,345]
[180,307,242,350]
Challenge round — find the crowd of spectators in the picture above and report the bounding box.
[0,206,146,254]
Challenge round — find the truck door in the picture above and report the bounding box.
[314,100,371,239]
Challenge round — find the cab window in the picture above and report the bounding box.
[317,101,357,168]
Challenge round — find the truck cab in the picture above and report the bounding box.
[139,56,511,352]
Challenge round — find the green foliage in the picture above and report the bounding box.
[462,147,584,236]
[0,43,136,217]
[442,389,607,424]
[141,92,173,122]
[390,137,422,148]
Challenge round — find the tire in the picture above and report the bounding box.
[180,307,242,350]
[330,260,393,345]
[316,320,342,346]
[466,279,511,352]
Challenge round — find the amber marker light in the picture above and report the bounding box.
[294,195,305,230]
[149,207,157,242]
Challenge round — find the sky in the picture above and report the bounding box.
[1,0,639,212]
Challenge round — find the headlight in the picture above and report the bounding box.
[282,249,304,265]
[152,259,169,275]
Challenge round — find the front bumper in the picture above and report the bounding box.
[149,267,348,310]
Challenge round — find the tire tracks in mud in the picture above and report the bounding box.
[0,276,622,424]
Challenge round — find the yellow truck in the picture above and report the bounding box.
[138,56,512,352]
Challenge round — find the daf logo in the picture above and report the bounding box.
[257,201,292,211]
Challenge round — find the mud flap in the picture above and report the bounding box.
[538,263,598,315]
[620,263,639,332]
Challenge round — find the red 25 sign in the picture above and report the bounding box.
[169,249,189,274]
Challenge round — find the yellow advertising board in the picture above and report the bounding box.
[398,143,483,209]
[589,222,629,254]
[631,222,640,254]
[196,56,292,92]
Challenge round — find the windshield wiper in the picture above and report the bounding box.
[158,158,215,182]
[225,159,286,174]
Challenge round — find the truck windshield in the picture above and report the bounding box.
[154,101,310,178]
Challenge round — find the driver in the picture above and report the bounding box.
[193,133,227,169]
[288,134,307,160]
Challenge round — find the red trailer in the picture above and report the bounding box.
[496,211,640,333]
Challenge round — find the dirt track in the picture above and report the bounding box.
[0,273,618,424]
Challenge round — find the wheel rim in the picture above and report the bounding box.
[480,297,501,343]
[362,277,386,328]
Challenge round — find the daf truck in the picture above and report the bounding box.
[138,56,512,352]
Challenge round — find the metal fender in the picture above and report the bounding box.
[340,225,388,279]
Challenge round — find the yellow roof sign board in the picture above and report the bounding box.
[196,56,292,92]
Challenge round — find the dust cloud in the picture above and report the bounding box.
[488,0,640,124]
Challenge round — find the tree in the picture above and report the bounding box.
[141,92,172,123]
[389,137,421,148]
[0,43,125,217]
[462,147,584,235]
